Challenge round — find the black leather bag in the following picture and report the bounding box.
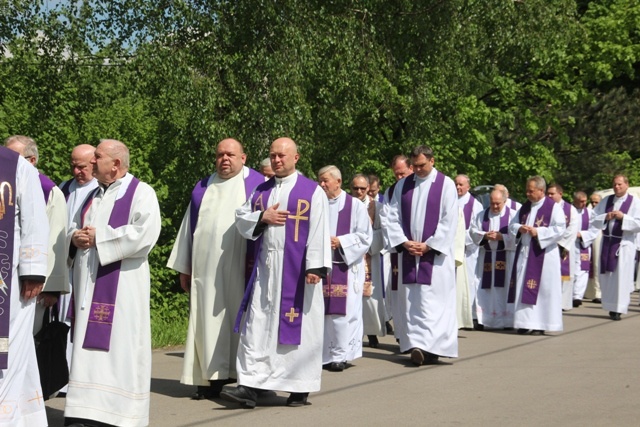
[34,305,70,400]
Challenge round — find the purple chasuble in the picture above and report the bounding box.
[235,175,317,346]
[508,197,556,305]
[60,179,73,201]
[463,195,476,229]
[400,172,445,285]
[579,209,590,271]
[0,147,19,369]
[560,202,572,281]
[323,194,353,315]
[82,177,140,351]
[481,207,510,289]
[39,173,57,204]
[600,195,634,274]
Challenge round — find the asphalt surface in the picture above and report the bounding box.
[45,293,640,426]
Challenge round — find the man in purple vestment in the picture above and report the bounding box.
[222,137,330,409]
[168,138,264,400]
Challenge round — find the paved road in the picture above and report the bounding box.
[45,295,640,426]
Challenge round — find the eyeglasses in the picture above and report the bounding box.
[351,186,367,191]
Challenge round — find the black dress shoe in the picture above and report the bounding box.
[572,299,582,308]
[287,392,310,407]
[517,328,530,335]
[368,335,379,348]
[191,385,215,400]
[424,352,440,364]
[329,362,345,372]
[609,311,621,321]
[385,321,394,334]
[473,320,484,331]
[410,348,424,366]
[530,330,545,336]
[220,385,258,408]
[592,298,601,303]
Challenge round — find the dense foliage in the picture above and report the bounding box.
[1,0,638,346]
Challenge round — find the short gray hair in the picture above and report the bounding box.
[318,165,342,181]
[4,135,39,164]
[527,176,546,192]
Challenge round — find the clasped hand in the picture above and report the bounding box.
[72,226,96,249]
[403,240,429,256]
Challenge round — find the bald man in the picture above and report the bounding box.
[223,137,331,408]
[168,138,264,400]
[64,139,161,427]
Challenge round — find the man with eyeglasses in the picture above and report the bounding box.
[351,174,387,348]
[383,145,458,366]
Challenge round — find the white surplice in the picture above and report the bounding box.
[0,155,49,427]
[470,206,517,329]
[572,207,598,300]
[235,173,331,393]
[167,168,259,385]
[384,169,459,357]
[592,193,640,314]
[323,191,372,364]
[557,201,579,310]
[64,173,161,427]
[509,198,565,332]
[361,197,387,337]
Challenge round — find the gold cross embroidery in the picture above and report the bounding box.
[28,390,43,404]
[535,216,545,227]
[288,199,310,242]
[392,266,398,276]
[285,307,299,323]
[526,279,537,289]
[93,304,111,322]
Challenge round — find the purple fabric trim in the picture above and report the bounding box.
[600,195,633,274]
[82,177,140,351]
[386,181,400,292]
[0,147,19,369]
[60,179,73,201]
[39,173,57,205]
[189,176,210,238]
[324,194,352,315]
[560,202,571,280]
[579,209,590,271]
[463,196,475,229]
[480,207,510,289]
[508,197,555,305]
[510,199,517,210]
[400,172,445,285]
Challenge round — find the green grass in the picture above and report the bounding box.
[151,316,188,349]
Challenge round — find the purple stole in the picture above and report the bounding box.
[481,207,510,289]
[323,194,353,315]
[235,175,317,345]
[400,172,445,285]
[508,197,556,305]
[509,199,518,210]
[600,195,634,274]
[385,181,401,291]
[0,147,19,369]
[60,179,73,201]
[462,195,476,229]
[579,209,590,271]
[560,202,572,281]
[189,168,264,286]
[81,177,140,351]
[39,173,57,204]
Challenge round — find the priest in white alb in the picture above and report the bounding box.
[167,138,264,400]
[318,166,371,372]
[64,139,161,427]
[384,145,458,366]
[591,174,640,320]
[221,137,331,409]
[350,174,387,348]
[0,145,49,426]
[509,176,565,336]
[570,191,598,306]
[471,189,517,329]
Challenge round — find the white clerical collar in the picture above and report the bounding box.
[275,172,298,184]
[328,190,343,204]
[531,197,545,207]
[414,169,437,183]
